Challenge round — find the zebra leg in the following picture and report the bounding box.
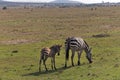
[53,57,57,70]
[78,51,82,66]
[43,57,48,71]
[51,58,53,70]
[65,59,67,68]
[65,52,68,68]
[39,59,42,72]
[71,51,75,66]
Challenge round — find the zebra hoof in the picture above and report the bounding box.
[89,60,93,63]
[45,68,48,71]
[51,67,53,70]
[39,70,41,72]
[78,63,80,66]
[39,68,41,72]
[72,64,74,67]
[65,64,67,68]
[54,67,57,70]
[78,61,80,65]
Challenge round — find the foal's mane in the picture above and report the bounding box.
[50,45,57,49]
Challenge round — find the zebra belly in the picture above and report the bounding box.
[70,46,82,51]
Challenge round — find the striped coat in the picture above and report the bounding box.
[65,37,92,67]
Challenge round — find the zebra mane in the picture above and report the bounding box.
[50,44,61,52]
[84,40,89,50]
[50,45,57,49]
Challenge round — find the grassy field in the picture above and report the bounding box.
[0,6,120,80]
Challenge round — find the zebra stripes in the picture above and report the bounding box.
[39,45,62,72]
[38,37,92,72]
[65,37,92,67]
[68,37,86,50]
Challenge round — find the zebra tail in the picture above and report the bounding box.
[66,43,70,60]
[40,51,44,60]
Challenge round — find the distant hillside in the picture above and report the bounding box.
[0,0,120,7]
[0,0,82,3]
[50,0,82,3]
[0,0,84,7]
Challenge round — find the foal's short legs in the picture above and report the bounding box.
[39,59,42,72]
[51,57,57,70]
[53,57,57,70]
[51,58,53,70]
[43,57,48,71]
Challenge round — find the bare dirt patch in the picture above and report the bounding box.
[92,33,110,38]
[0,39,36,45]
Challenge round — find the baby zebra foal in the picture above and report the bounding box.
[39,44,62,72]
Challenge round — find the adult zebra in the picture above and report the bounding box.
[65,37,92,67]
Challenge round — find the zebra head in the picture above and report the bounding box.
[86,47,92,63]
[56,44,62,56]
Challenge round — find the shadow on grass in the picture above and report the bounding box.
[22,66,72,76]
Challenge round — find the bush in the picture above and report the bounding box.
[2,6,7,10]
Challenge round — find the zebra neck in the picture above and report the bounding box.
[84,46,89,53]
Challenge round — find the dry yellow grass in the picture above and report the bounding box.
[0,7,120,45]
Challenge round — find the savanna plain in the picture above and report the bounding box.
[0,6,120,80]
